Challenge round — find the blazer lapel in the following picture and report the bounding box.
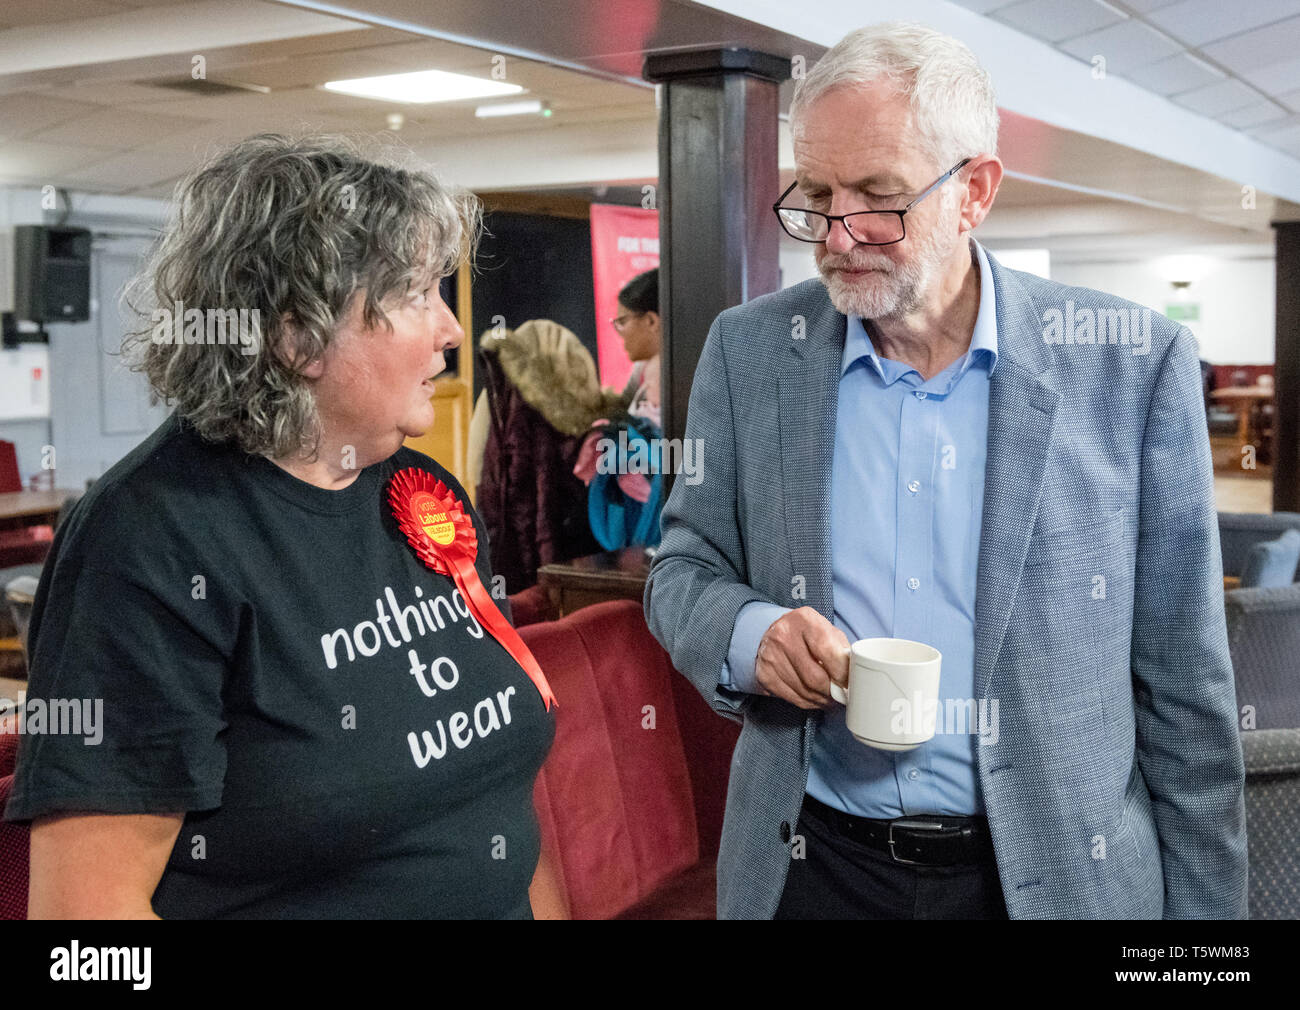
[975,258,1061,700]
[777,290,845,619]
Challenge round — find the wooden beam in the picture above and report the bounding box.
[644,47,789,457]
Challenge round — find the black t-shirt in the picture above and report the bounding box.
[3,414,555,919]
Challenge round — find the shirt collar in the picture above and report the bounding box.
[840,238,1000,379]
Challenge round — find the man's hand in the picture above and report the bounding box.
[754,607,851,709]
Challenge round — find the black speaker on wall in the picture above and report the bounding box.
[13,225,92,323]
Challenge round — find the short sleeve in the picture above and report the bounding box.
[3,564,228,823]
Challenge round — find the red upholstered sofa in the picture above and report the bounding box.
[521,599,740,919]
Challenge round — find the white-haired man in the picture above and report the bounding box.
[645,22,1247,919]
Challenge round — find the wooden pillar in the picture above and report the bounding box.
[1274,221,1300,512]
[643,47,790,451]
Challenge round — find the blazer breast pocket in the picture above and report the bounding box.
[1023,507,1125,569]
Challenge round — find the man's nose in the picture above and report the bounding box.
[824,215,860,256]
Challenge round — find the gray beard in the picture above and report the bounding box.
[818,216,959,322]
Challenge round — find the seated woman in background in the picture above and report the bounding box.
[2,134,556,919]
[613,269,661,430]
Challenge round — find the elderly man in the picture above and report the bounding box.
[644,22,1247,919]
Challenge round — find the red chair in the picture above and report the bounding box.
[0,441,21,494]
[521,599,740,919]
[0,717,28,919]
[506,584,557,628]
[0,441,53,570]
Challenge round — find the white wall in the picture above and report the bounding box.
[1050,256,1274,365]
[0,187,169,487]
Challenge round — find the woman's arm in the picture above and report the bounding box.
[527,841,568,920]
[29,811,185,919]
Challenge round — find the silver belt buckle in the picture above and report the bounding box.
[887,818,948,866]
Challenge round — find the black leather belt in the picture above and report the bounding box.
[802,794,995,867]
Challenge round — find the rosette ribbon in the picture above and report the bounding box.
[388,467,556,711]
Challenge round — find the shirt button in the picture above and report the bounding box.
[907,577,920,591]
[908,769,919,780]
[915,390,927,399]
[907,480,921,494]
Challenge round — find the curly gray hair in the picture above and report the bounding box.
[122,133,482,460]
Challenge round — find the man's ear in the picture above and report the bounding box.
[275,314,325,378]
[960,155,1003,234]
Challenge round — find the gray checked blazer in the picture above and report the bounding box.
[643,249,1248,919]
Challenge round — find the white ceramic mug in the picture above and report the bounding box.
[829,637,942,751]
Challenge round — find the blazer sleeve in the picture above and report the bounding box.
[1130,327,1248,919]
[643,314,770,722]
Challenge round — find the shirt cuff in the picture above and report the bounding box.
[720,601,793,695]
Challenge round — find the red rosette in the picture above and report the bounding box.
[388,467,476,574]
[388,467,556,711]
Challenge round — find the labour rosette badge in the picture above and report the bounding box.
[388,467,557,711]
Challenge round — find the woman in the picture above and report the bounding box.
[2,134,555,919]
[612,269,661,429]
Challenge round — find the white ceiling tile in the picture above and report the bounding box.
[0,140,118,182]
[35,109,209,150]
[1221,98,1293,127]
[39,79,209,109]
[947,0,1025,13]
[0,92,103,141]
[61,147,206,193]
[0,0,133,28]
[1059,19,1183,73]
[1249,118,1300,148]
[1146,0,1300,46]
[1246,111,1300,136]
[1200,15,1300,73]
[1171,77,1266,116]
[993,0,1123,44]
[1121,0,1184,10]
[1125,52,1225,94]
[1236,52,1300,93]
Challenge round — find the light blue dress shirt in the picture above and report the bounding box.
[720,239,999,818]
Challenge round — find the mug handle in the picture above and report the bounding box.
[829,681,848,705]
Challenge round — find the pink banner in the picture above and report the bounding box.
[589,203,659,390]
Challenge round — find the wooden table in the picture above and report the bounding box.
[0,488,75,533]
[1210,386,1274,457]
[536,547,654,617]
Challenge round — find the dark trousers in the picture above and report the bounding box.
[774,795,1009,920]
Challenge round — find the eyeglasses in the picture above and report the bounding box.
[610,313,643,332]
[773,158,972,245]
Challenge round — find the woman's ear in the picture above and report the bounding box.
[275,314,325,379]
[644,310,661,334]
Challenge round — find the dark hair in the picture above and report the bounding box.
[618,268,658,315]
